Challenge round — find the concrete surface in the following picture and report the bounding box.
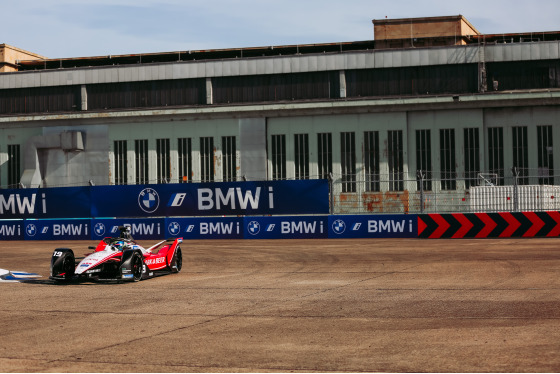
[1,238,559,372]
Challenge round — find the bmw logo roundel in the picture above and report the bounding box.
[247,221,260,235]
[26,224,37,237]
[138,188,160,213]
[332,219,346,234]
[94,223,106,236]
[168,222,181,236]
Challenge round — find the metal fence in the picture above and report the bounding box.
[329,168,560,214]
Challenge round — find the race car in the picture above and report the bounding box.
[50,226,183,282]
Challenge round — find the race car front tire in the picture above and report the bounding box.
[171,247,182,273]
[130,252,143,282]
[50,248,75,282]
[120,250,144,282]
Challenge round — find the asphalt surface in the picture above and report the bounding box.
[1,238,560,372]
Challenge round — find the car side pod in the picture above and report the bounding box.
[50,248,76,282]
[120,249,145,282]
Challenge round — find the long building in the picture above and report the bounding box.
[1,15,560,214]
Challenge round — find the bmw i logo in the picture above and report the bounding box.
[94,223,105,236]
[247,221,260,235]
[332,219,346,234]
[26,224,37,237]
[138,188,160,213]
[168,222,181,236]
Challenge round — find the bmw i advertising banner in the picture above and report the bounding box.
[0,180,327,219]
[244,216,328,239]
[11,214,419,240]
[23,219,90,240]
[165,217,244,239]
[0,220,24,240]
[0,187,90,219]
[91,218,165,240]
[91,180,328,218]
[328,214,418,238]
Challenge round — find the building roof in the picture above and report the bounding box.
[3,15,560,73]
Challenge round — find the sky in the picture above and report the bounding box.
[2,0,560,59]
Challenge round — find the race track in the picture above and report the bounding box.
[1,238,560,372]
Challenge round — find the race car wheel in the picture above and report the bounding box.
[62,255,74,279]
[130,251,143,282]
[171,246,182,273]
[51,248,75,282]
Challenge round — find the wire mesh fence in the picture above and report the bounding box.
[329,168,560,214]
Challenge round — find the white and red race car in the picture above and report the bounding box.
[50,226,182,282]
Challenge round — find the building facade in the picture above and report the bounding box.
[1,16,560,214]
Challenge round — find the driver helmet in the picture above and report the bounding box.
[113,240,125,251]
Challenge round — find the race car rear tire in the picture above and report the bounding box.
[171,247,182,273]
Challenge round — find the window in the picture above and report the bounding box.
[156,138,170,184]
[388,130,403,191]
[200,137,214,182]
[415,130,432,191]
[178,138,192,183]
[440,129,456,190]
[317,133,332,180]
[222,136,236,182]
[135,139,149,185]
[294,134,309,180]
[364,131,380,192]
[537,125,553,185]
[341,132,356,193]
[271,135,286,180]
[512,126,529,185]
[114,140,127,185]
[488,127,504,185]
[7,144,20,188]
[464,128,480,189]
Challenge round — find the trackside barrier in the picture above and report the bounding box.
[4,212,560,240]
[3,215,418,241]
[418,211,560,238]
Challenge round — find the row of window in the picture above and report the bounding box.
[271,125,554,192]
[1,125,554,189]
[415,125,554,190]
[113,136,237,185]
[1,60,559,115]
[271,131,402,193]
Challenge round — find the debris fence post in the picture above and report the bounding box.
[512,167,519,212]
[417,170,425,214]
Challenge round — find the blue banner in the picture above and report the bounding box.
[244,216,328,239]
[0,220,24,240]
[328,214,418,238]
[91,218,165,240]
[3,214,420,241]
[92,180,328,217]
[0,180,328,219]
[0,187,90,219]
[23,219,90,240]
[165,217,244,239]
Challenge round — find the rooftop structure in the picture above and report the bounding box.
[0,44,45,73]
